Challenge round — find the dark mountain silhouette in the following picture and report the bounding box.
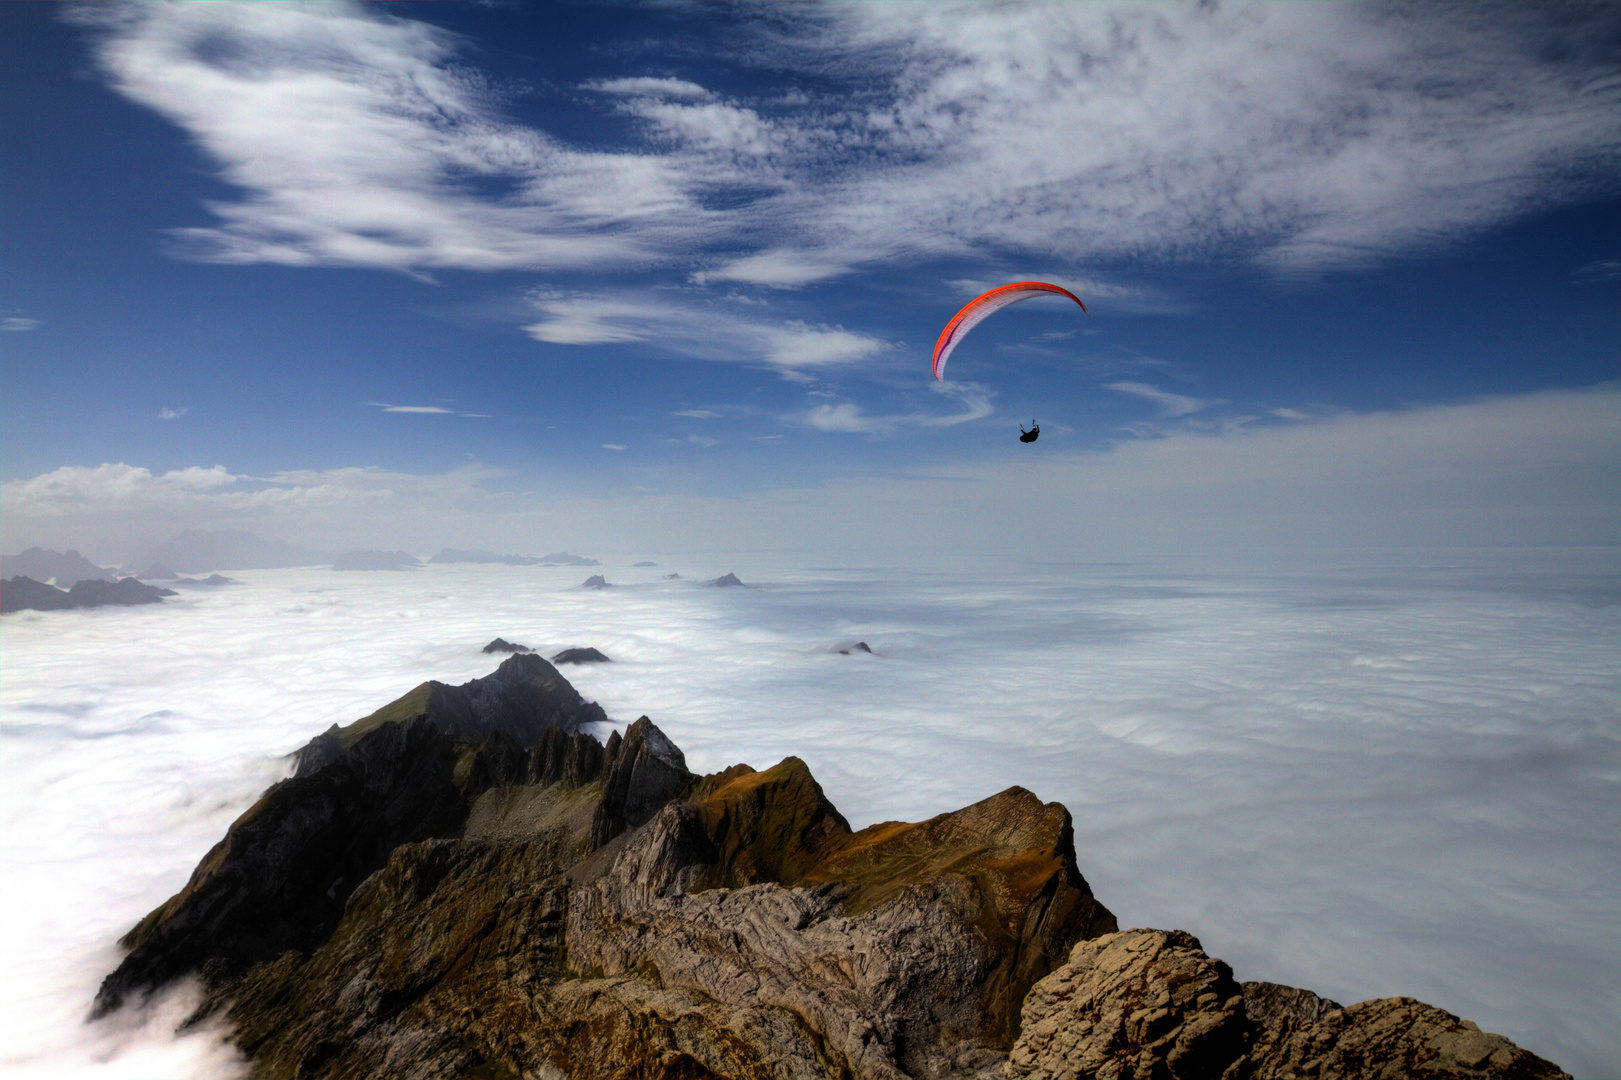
[2,576,175,614]
[428,548,543,566]
[539,552,600,566]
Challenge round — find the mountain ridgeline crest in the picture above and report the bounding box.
[93,656,1569,1080]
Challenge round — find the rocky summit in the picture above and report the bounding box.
[93,659,1569,1080]
[552,646,611,664]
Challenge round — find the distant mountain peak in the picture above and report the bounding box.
[540,552,600,566]
[139,530,326,574]
[0,547,116,585]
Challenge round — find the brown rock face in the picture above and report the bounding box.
[1008,932,1572,1080]
[561,762,1117,1079]
[92,659,1569,1080]
[93,660,1118,1078]
[1006,929,1249,1080]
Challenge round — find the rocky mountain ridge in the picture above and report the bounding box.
[93,657,1570,1080]
[2,575,176,614]
[0,546,117,584]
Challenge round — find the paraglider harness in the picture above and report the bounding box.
[1019,418,1040,443]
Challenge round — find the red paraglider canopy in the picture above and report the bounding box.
[931,281,1086,380]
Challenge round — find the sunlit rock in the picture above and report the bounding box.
[1008,931,1571,1080]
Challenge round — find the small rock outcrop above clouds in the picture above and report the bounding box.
[540,552,600,566]
[552,646,611,664]
[332,549,422,571]
[834,640,874,655]
[0,547,117,585]
[172,573,237,587]
[663,572,682,579]
[579,574,609,589]
[482,637,532,654]
[1,575,176,614]
[91,660,1570,1080]
[709,571,745,587]
[428,548,543,566]
[633,560,657,566]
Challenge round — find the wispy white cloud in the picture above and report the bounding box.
[74,2,1617,283]
[586,77,712,100]
[1574,257,1621,282]
[691,249,855,289]
[75,2,698,273]
[795,378,995,436]
[672,409,721,420]
[801,403,881,434]
[764,321,889,369]
[367,403,453,414]
[602,444,627,451]
[157,407,188,421]
[523,291,891,376]
[793,3,1621,277]
[1107,381,1217,418]
[364,402,487,417]
[1,316,41,332]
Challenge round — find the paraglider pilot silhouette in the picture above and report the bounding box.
[931,282,1085,443]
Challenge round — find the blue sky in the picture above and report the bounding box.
[2,1,1617,562]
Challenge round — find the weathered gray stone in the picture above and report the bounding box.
[1241,980,1340,1028]
[1007,928,1249,1080]
[1008,935,1572,1080]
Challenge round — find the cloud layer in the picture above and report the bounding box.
[2,556,1614,1076]
[75,1,1619,281]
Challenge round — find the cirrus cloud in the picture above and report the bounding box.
[70,1,1618,284]
[523,291,891,376]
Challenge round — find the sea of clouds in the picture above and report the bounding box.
[1,551,1616,1078]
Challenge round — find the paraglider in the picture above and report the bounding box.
[931,281,1086,381]
[930,281,1084,444]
